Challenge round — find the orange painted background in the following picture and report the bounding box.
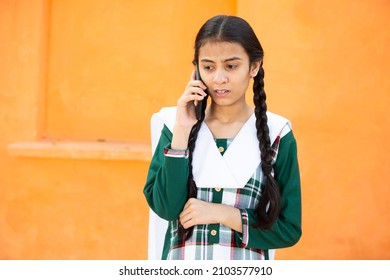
[0,0,389,260]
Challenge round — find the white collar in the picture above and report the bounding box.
[151,107,291,189]
[192,114,259,188]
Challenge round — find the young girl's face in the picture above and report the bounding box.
[198,41,259,108]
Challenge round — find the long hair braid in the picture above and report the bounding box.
[253,63,282,229]
[178,94,208,240]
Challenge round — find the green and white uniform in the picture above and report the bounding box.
[144,107,301,260]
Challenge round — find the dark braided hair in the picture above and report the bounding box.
[253,63,282,229]
[178,15,281,240]
[178,93,208,240]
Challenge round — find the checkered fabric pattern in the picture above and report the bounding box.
[164,136,282,260]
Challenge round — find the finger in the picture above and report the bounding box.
[179,212,192,228]
[190,70,195,81]
[180,219,191,229]
[180,93,205,104]
[177,94,204,108]
[178,89,206,106]
[181,211,196,229]
[188,80,207,90]
[188,86,207,97]
[182,199,193,211]
[183,198,199,210]
[192,94,206,106]
[183,219,194,229]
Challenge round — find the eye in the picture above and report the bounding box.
[227,64,238,69]
[203,65,214,71]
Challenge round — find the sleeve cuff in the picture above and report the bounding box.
[163,145,189,159]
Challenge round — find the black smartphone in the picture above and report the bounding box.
[195,63,203,121]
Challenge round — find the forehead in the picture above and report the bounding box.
[199,41,249,62]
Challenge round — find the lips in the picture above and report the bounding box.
[214,89,230,98]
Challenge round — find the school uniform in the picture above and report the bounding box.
[143,107,301,260]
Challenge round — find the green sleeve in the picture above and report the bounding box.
[240,130,302,249]
[143,125,189,221]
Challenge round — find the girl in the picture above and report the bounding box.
[144,15,301,260]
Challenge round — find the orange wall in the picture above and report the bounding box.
[239,0,390,259]
[0,0,389,260]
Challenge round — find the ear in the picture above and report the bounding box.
[250,60,261,77]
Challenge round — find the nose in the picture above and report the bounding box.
[213,68,228,84]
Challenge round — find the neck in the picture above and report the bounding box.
[206,102,253,124]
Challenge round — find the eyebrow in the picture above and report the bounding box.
[200,57,243,63]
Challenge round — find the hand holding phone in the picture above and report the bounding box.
[195,64,204,121]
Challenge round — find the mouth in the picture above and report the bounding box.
[214,89,230,98]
